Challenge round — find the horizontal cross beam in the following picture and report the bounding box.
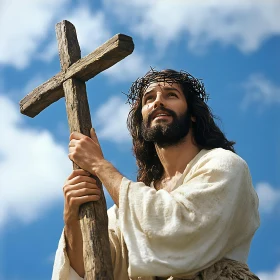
[20,34,134,117]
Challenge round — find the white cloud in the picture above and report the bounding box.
[67,5,111,56]
[38,40,59,63]
[40,4,111,62]
[105,0,280,53]
[256,182,280,214]
[0,95,71,228]
[104,51,148,82]
[23,75,47,96]
[257,264,280,280]
[0,0,67,69]
[241,74,280,110]
[94,96,131,143]
[0,94,114,229]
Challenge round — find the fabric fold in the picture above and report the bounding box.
[118,148,259,277]
[51,229,84,280]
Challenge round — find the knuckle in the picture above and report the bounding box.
[63,184,69,194]
[69,196,76,206]
[81,181,88,188]
[82,188,89,195]
[82,136,90,144]
[79,138,85,145]
[65,191,71,201]
[76,175,82,181]
[74,169,82,175]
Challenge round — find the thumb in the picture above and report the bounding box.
[90,127,96,140]
[90,128,100,144]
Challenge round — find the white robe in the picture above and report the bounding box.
[52,148,260,280]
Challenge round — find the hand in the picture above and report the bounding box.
[68,128,104,174]
[63,169,101,225]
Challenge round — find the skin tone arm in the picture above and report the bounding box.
[64,128,122,277]
[68,128,123,206]
[63,169,102,277]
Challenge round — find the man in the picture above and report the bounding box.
[52,69,260,280]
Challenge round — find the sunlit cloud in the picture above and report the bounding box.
[257,264,280,280]
[94,96,131,143]
[0,95,71,229]
[0,0,67,69]
[105,0,280,54]
[241,74,280,110]
[39,3,111,62]
[104,51,149,82]
[0,94,116,230]
[256,182,280,214]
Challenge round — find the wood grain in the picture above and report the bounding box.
[63,78,113,279]
[20,33,134,117]
[57,21,114,279]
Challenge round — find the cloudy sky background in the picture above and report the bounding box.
[0,0,279,279]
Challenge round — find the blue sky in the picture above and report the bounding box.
[0,0,280,279]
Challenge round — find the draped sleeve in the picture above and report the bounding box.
[51,207,133,280]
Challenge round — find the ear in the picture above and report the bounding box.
[191,115,196,122]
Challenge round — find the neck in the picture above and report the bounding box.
[155,130,200,180]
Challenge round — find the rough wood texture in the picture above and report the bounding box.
[20,32,134,117]
[63,79,113,279]
[57,21,114,279]
[56,20,81,71]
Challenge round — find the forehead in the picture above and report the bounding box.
[143,80,183,94]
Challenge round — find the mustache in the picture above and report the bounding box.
[147,107,177,125]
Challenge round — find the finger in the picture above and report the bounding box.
[64,182,100,197]
[69,139,79,148]
[66,188,101,202]
[68,194,101,207]
[68,150,77,162]
[66,188,101,205]
[68,147,76,154]
[70,131,85,141]
[67,176,97,187]
[67,169,91,180]
[90,128,100,143]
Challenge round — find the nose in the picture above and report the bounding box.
[153,93,165,109]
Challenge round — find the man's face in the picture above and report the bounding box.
[141,81,191,147]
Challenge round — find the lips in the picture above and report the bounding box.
[153,113,170,119]
[149,109,172,121]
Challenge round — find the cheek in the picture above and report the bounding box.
[141,106,149,121]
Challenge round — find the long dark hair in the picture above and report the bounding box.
[126,69,235,185]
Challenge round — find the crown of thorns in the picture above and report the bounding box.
[125,68,209,106]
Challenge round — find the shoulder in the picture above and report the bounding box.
[196,148,249,173]
[183,148,251,185]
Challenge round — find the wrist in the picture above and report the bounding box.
[92,159,111,177]
[64,221,81,248]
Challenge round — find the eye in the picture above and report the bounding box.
[144,95,154,104]
[167,92,178,98]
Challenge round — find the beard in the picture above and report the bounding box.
[141,107,192,148]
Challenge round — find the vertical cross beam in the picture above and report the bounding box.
[55,21,113,279]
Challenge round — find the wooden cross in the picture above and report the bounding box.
[19,20,134,279]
